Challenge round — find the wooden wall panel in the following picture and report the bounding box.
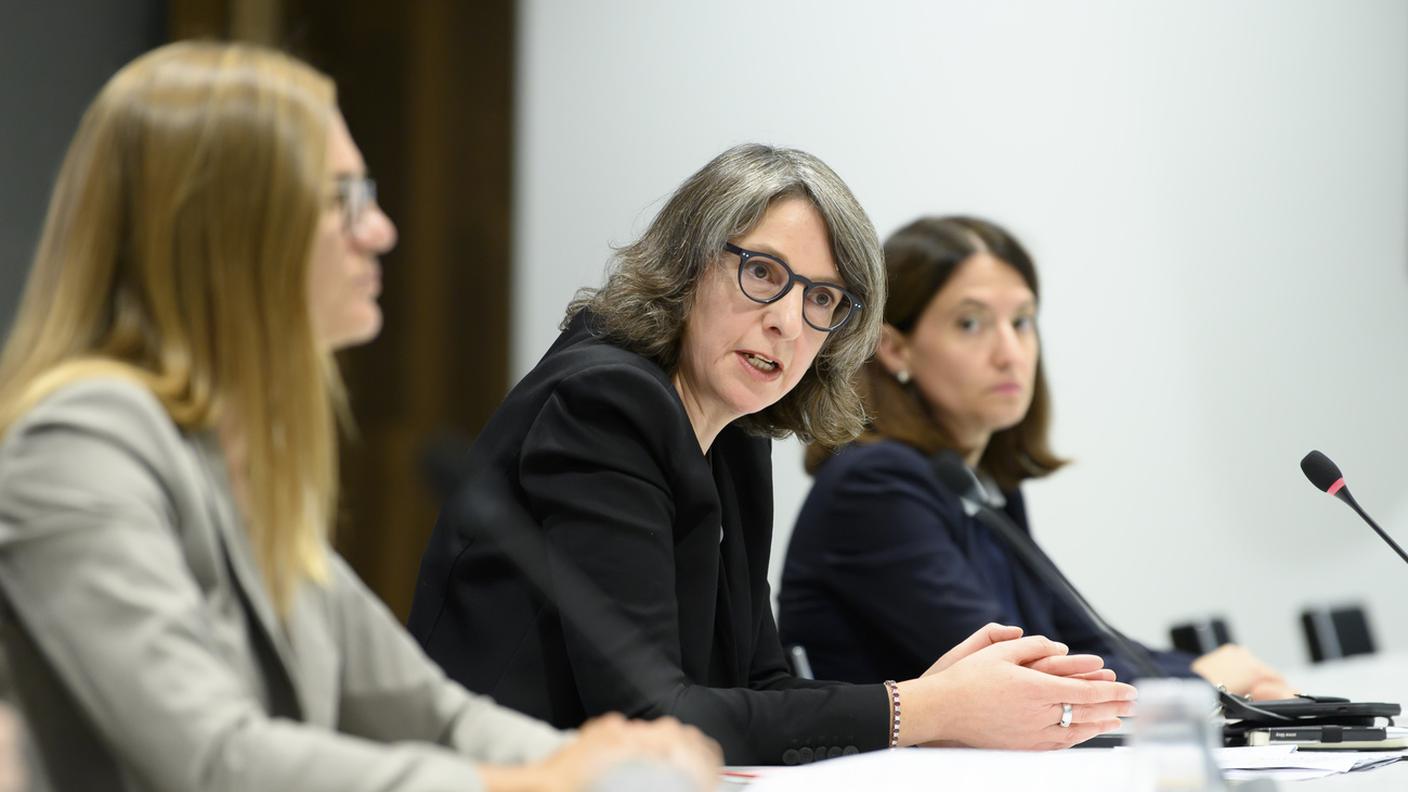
[170,1,516,619]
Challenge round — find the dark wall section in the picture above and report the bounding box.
[0,2,165,339]
[280,1,517,619]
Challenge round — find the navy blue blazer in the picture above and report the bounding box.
[777,440,1196,684]
[409,313,887,765]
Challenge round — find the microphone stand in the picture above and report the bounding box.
[1335,489,1408,565]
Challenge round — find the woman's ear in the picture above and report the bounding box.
[875,325,911,378]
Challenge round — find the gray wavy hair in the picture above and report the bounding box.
[564,143,886,446]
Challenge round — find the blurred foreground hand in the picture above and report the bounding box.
[1191,644,1296,700]
[0,704,23,792]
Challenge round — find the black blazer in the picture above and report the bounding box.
[409,313,886,765]
[778,440,1197,684]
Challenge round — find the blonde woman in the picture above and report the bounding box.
[0,42,717,792]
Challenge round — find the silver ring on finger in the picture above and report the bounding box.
[1058,703,1073,728]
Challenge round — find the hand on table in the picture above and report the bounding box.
[0,705,21,792]
[1191,643,1295,700]
[482,713,721,792]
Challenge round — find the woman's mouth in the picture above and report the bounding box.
[361,264,382,296]
[737,351,783,380]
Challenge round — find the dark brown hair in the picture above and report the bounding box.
[805,215,1065,490]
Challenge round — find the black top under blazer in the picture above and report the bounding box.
[409,313,887,765]
[778,440,1195,685]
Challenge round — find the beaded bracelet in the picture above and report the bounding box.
[882,680,901,748]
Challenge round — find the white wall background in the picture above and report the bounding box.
[512,0,1408,670]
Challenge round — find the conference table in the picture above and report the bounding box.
[719,651,1408,791]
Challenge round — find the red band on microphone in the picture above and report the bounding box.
[1328,478,1346,496]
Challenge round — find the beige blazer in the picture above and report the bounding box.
[0,378,566,791]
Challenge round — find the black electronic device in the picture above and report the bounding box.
[1245,725,1406,748]
[1220,690,1402,748]
[1221,693,1399,723]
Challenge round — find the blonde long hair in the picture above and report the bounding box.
[0,41,342,614]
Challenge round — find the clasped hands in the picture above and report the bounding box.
[895,623,1138,751]
[489,623,1137,792]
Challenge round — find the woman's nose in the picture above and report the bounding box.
[356,206,398,253]
[764,287,806,340]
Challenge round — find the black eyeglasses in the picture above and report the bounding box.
[724,242,862,332]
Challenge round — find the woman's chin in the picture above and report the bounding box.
[985,412,1027,434]
[723,394,776,421]
[324,310,383,351]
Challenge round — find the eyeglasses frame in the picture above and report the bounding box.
[723,242,863,333]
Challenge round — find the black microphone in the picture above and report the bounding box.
[1300,450,1408,565]
[930,451,1168,680]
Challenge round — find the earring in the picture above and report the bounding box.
[895,370,911,385]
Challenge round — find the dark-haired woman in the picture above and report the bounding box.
[778,216,1293,700]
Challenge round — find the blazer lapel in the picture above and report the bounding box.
[710,450,752,684]
[191,435,312,722]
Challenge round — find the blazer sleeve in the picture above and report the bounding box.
[518,364,888,764]
[326,555,569,762]
[748,588,848,692]
[811,447,1012,677]
[0,381,545,792]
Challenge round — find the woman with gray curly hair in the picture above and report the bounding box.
[409,144,1136,766]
